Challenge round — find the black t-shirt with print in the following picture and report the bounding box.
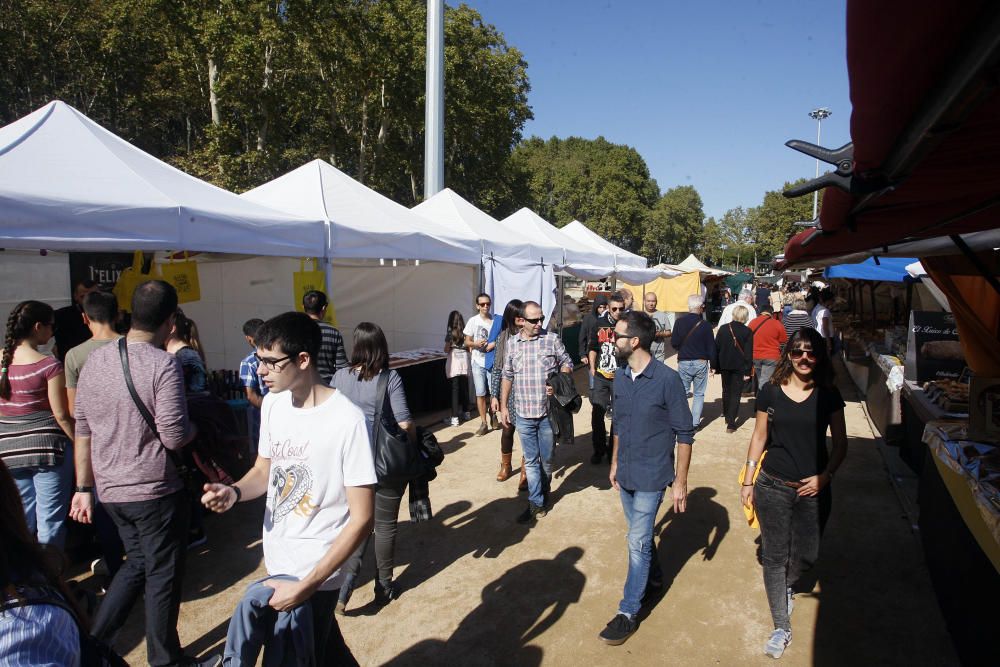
[590,312,618,380]
[758,382,845,481]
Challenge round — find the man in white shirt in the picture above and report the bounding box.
[203,312,376,664]
[812,288,834,352]
[718,290,757,326]
[464,293,497,435]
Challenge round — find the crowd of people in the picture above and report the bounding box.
[0,275,847,663]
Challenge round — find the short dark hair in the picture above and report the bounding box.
[82,291,118,324]
[75,279,97,290]
[302,290,328,316]
[621,311,655,351]
[242,318,264,338]
[350,322,389,382]
[255,312,321,366]
[609,292,625,305]
[130,281,178,332]
[476,292,491,304]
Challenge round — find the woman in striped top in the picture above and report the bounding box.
[782,298,815,341]
[0,301,75,548]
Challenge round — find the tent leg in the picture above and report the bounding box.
[949,234,1000,297]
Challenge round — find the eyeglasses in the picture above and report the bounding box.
[477,302,491,307]
[524,316,544,324]
[789,348,816,360]
[254,352,293,370]
[609,307,623,312]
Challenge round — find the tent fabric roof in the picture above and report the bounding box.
[675,254,731,276]
[823,256,920,282]
[501,208,613,267]
[781,0,1000,267]
[560,220,647,268]
[0,101,326,257]
[412,188,538,261]
[241,160,481,264]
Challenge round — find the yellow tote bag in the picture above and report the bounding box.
[293,258,337,325]
[112,251,146,313]
[159,252,201,304]
[738,450,767,529]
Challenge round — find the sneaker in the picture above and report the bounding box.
[373,580,400,606]
[763,628,791,659]
[726,427,737,434]
[462,411,473,421]
[334,600,347,616]
[786,587,794,617]
[516,503,546,524]
[187,529,208,550]
[590,452,603,465]
[181,655,222,667]
[598,613,637,645]
[475,422,489,436]
[490,413,500,430]
[450,417,460,427]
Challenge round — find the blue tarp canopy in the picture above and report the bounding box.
[823,257,919,282]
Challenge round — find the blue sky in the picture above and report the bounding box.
[462,0,851,220]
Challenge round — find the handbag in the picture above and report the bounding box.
[730,324,756,394]
[738,403,774,529]
[372,370,428,484]
[118,338,201,496]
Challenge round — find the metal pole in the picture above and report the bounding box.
[809,107,831,219]
[424,0,444,198]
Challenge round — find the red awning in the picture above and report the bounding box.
[781,0,1000,267]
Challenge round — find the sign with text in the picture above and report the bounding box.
[905,311,965,383]
[68,252,136,294]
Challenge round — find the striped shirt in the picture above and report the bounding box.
[0,589,81,666]
[783,310,815,339]
[502,330,572,419]
[0,357,62,416]
[316,322,349,384]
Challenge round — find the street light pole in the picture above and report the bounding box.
[808,107,831,219]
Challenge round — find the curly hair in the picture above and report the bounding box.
[770,327,835,388]
[1,301,55,400]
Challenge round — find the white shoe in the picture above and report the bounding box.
[450,417,460,427]
[764,628,791,658]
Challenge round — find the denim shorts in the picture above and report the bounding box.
[471,362,489,397]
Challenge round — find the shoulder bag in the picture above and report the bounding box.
[372,370,429,484]
[675,317,704,350]
[118,338,200,496]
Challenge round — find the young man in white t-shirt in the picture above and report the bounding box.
[203,312,376,664]
[463,292,497,436]
[812,289,834,352]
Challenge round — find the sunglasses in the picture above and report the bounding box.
[789,348,816,360]
[477,302,491,307]
[254,352,293,370]
[609,306,624,312]
[524,316,545,324]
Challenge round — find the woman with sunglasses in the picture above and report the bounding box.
[740,327,847,659]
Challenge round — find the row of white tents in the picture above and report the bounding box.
[0,101,687,368]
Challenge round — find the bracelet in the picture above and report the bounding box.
[74,485,94,493]
[741,483,754,487]
[228,484,242,504]
[746,460,757,468]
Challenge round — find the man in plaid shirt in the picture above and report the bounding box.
[500,300,573,524]
[238,318,267,454]
[302,290,349,383]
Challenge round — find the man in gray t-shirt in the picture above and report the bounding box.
[644,292,672,363]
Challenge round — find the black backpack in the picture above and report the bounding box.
[1,588,128,666]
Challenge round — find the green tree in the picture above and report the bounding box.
[642,185,704,264]
[747,178,820,261]
[716,206,754,269]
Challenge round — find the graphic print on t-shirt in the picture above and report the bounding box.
[271,463,317,523]
[596,325,618,378]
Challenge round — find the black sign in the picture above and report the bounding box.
[68,252,136,294]
[904,311,965,383]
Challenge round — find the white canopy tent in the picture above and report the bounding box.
[561,220,647,268]
[672,254,731,276]
[412,188,538,261]
[0,101,326,256]
[501,208,613,267]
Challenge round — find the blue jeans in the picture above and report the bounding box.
[677,360,709,428]
[618,487,665,618]
[753,359,777,387]
[11,443,74,548]
[514,415,554,507]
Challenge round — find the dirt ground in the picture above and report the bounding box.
[79,354,960,666]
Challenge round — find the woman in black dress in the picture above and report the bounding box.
[740,327,848,659]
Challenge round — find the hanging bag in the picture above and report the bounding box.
[293,258,337,325]
[372,370,427,484]
[159,251,201,304]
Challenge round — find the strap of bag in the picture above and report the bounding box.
[678,318,703,349]
[118,338,184,470]
[751,314,771,335]
[372,369,395,435]
[728,324,745,356]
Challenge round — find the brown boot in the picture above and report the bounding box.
[518,456,528,491]
[497,453,513,482]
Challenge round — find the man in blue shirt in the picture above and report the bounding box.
[599,311,695,646]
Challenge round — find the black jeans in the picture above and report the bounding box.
[754,471,827,631]
[720,370,745,428]
[339,481,406,601]
[94,491,189,666]
[591,374,613,456]
[450,376,469,419]
[310,589,359,665]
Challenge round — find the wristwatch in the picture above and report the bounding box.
[74,485,94,493]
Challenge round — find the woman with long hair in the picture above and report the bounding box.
[740,328,848,659]
[444,310,470,427]
[0,458,85,664]
[164,308,208,394]
[489,299,525,486]
[0,300,75,549]
[331,322,416,613]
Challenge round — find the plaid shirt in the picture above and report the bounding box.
[316,322,349,383]
[238,352,268,398]
[502,330,572,419]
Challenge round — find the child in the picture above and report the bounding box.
[444,310,470,427]
[238,318,267,454]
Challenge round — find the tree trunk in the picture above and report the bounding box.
[208,56,220,125]
[372,80,389,182]
[257,43,273,151]
[358,95,368,184]
[410,170,418,203]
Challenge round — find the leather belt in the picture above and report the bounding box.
[759,469,804,489]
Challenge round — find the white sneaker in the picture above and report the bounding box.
[764,628,791,659]
[450,417,460,427]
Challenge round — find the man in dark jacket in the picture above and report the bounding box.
[578,294,609,392]
[589,293,625,464]
[670,295,716,430]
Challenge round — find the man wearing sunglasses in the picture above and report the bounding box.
[588,293,625,464]
[500,301,573,525]
[464,293,497,436]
